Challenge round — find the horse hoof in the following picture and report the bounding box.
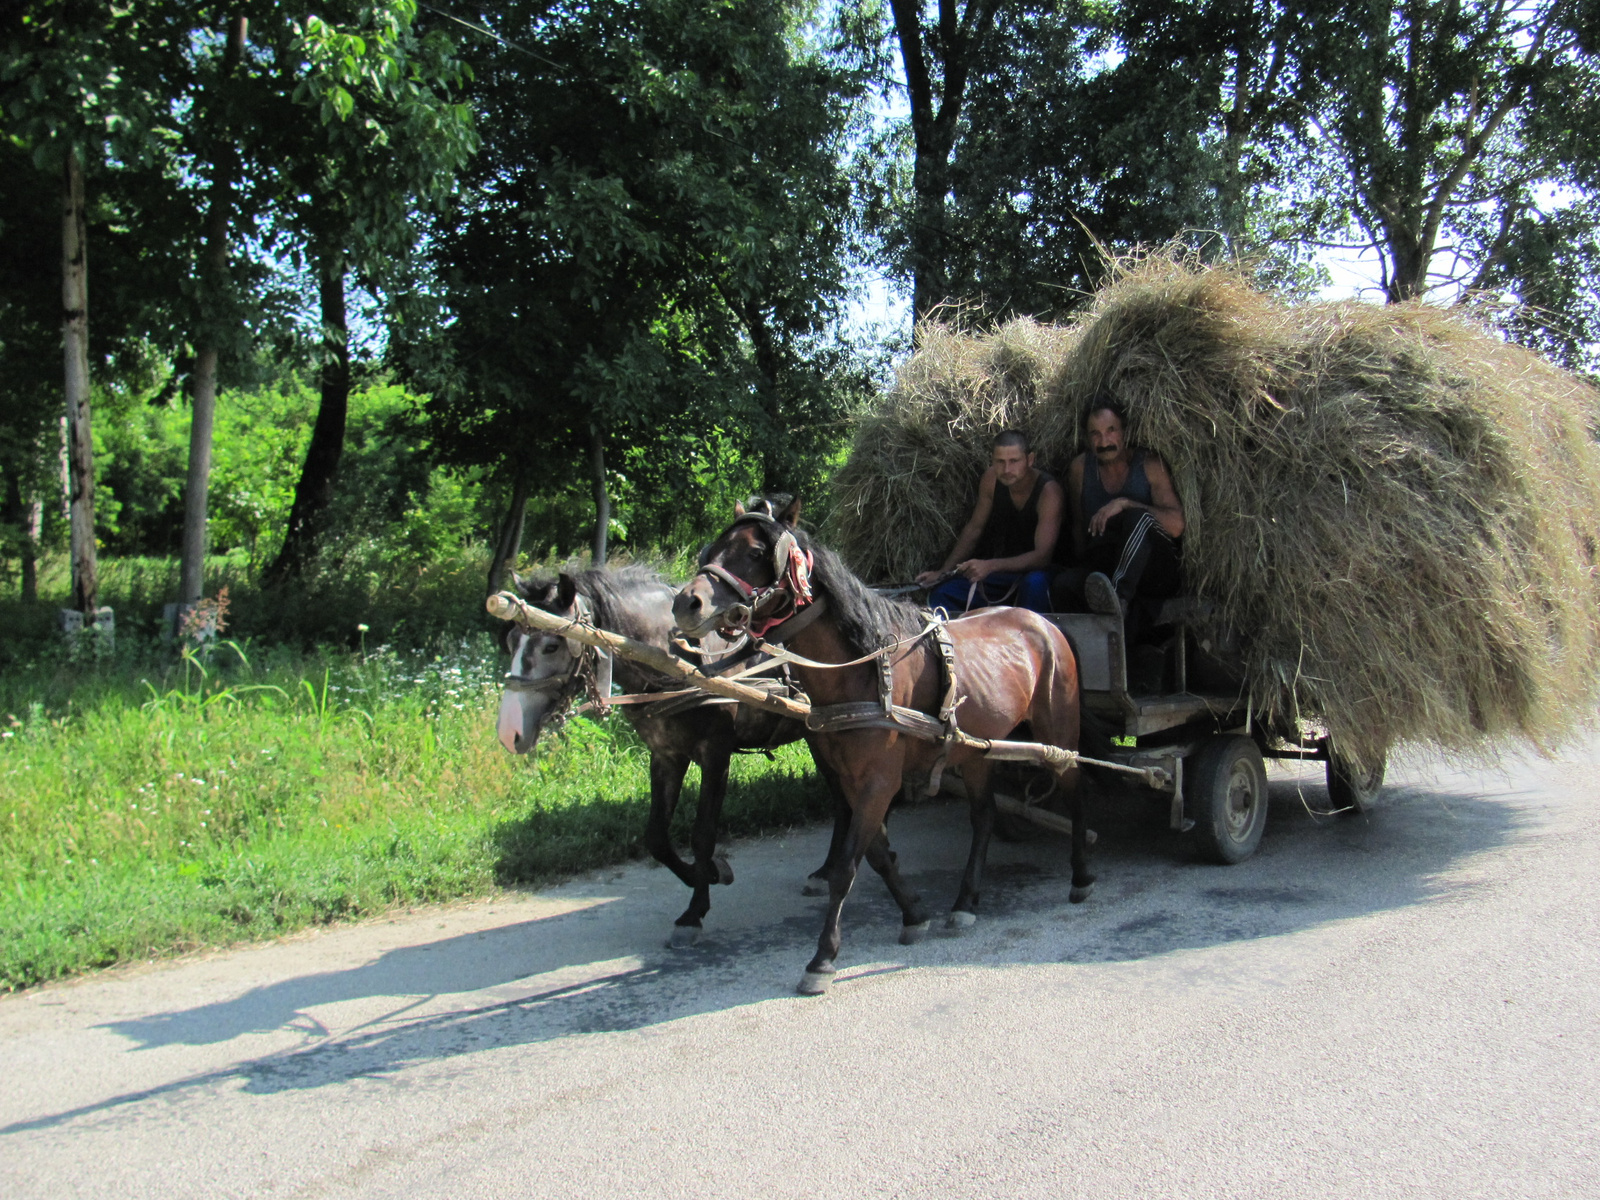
[797,969,834,996]
[1069,883,1094,904]
[945,910,978,931]
[713,856,734,886]
[899,920,931,945]
[801,877,829,897]
[669,923,702,949]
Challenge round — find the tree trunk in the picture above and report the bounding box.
[1384,225,1430,302]
[265,254,350,583]
[2,473,40,604]
[908,137,955,320]
[487,471,532,595]
[61,147,98,616]
[179,12,248,605]
[589,426,609,567]
[888,0,998,322]
[22,498,40,603]
[740,303,790,494]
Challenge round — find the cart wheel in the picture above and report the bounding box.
[1326,747,1386,814]
[1187,735,1268,864]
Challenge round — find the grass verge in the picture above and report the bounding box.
[0,633,831,991]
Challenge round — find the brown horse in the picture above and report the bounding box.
[673,498,1089,994]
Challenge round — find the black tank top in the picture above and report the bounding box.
[979,470,1054,559]
[1082,451,1151,551]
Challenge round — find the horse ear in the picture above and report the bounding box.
[556,573,578,610]
[734,500,746,517]
[777,496,802,527]
[509,570,526,596]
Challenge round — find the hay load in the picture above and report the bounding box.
[827,257,1600,766]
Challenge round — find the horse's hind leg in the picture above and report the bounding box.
[644,754,698,890]
[1063,764,1093,903]
[862,828,929,943]
[948,758,996,930]
[670,744,735,948]
[644,755,716,949]
[1034,641,1094,902]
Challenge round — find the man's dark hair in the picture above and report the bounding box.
[1084,396,1128,431]
[992,429,1030,453]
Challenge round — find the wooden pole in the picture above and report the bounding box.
[484,591,1170,787]
[487,591,808,720]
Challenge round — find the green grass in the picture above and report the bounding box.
[0,632,832,992]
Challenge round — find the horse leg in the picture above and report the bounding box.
[861,827,930,943]
[799,753,901,996]
[1064,763,1094,902]
[670,743,735,948]
[643,754,705,941]
[805,751,849,896]
[948,758,997,930]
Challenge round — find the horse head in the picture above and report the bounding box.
[674,496,805,639]
[497,571,589,754]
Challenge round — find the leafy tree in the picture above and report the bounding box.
[1303,0,1596,308]
[846,0,1005,319]
[408,0,871,586]
[0,1,196,615]
[248,1,477,584]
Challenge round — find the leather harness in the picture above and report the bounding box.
[691,515,967,795]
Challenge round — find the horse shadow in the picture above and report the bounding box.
[7,761,1526,1131]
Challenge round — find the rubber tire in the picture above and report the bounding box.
[1327,747,1386,814]
[1187,734,1269,865]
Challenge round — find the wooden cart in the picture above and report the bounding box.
[1046,599,1386,864]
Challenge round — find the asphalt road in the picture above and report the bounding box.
[3,743,1597,1199]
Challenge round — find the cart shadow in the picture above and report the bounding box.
[7,770,1524,1131]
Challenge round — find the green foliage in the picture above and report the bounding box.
[406,0,875,547]
[0,636,830,990]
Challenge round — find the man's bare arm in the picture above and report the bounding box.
[914,467,995,585]
[1144,456,1185,538]
[1086,455,1185,539]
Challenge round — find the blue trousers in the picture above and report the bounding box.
[927,570,1054,616]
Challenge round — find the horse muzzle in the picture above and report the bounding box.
[672,578,736,639]
[498,679,558,754]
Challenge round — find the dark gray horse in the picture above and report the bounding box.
[497,565,929,947]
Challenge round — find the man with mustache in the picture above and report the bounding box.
[1053,398,1185,636]
[914,429,1064,613]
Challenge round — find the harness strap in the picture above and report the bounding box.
[751,616,940,672]
[924,621,963,795]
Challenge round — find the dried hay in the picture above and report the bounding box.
[827,256,1600,765]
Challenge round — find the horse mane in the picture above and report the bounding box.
[790,527,923,655]
[517,563,671,644]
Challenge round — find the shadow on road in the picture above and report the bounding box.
[5,767,1526,1132]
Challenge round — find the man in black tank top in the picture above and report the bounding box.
[915,429,1064,613]
[1052,399,1185,636]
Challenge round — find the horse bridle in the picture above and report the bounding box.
[694,513,812,636]
[503,594,614,719]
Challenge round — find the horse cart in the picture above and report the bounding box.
[490,587,1386,872]
[1044,599,1386,864]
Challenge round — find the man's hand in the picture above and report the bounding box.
[955,558,993,583]
[1088,497,1132,537]
[914,568,947,588]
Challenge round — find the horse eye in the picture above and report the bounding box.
[541,643,558,655]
